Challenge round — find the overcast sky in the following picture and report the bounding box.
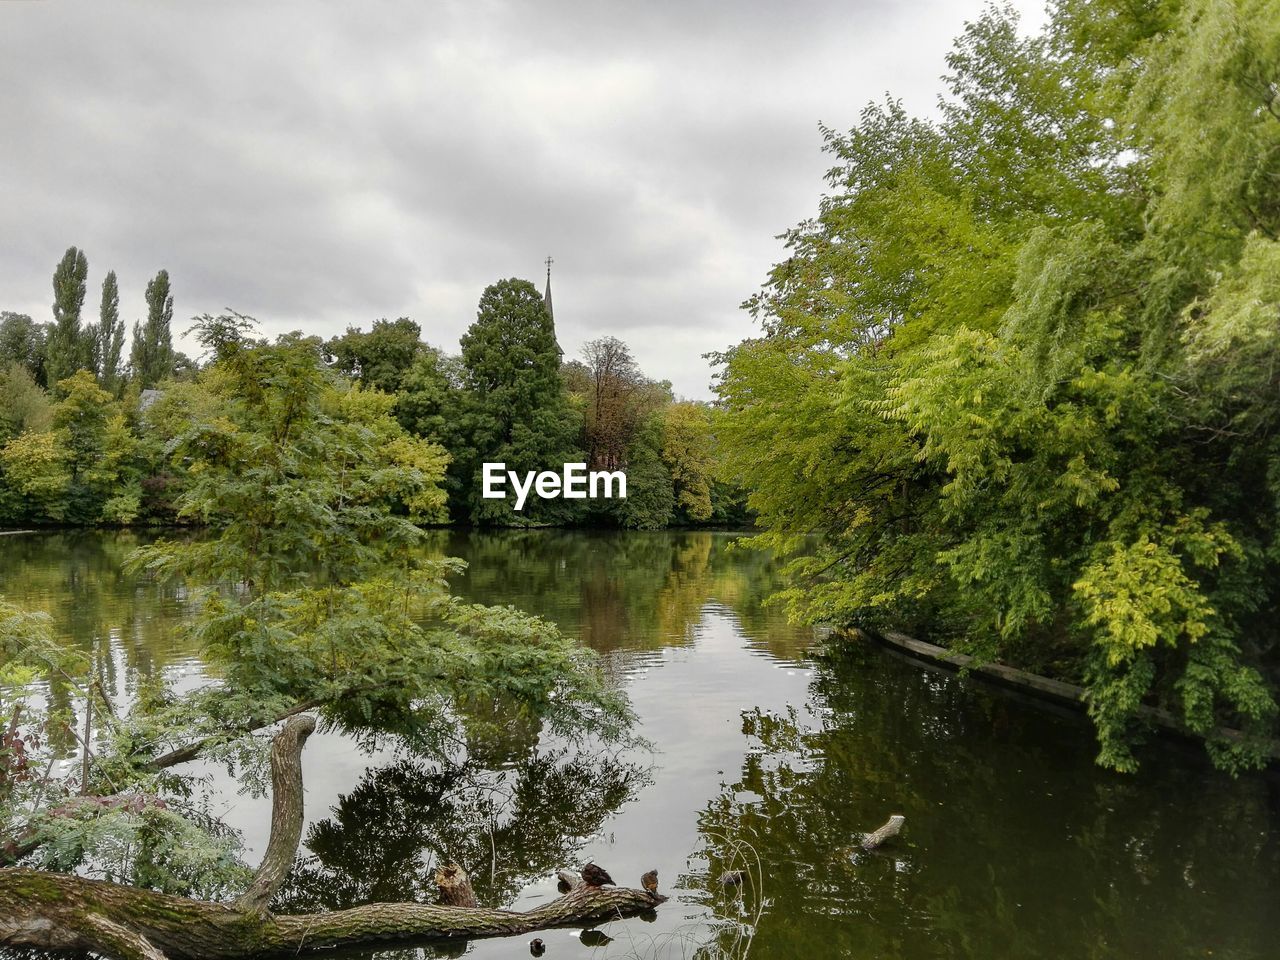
[0,0,1045,399]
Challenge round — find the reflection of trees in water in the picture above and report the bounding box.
[0,530,198,757]
[5,529,814,706]
[445,530,812,662]
[694,645,1280,960]
[276,745,650,915]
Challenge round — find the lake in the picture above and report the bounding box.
[3,529,1279,960]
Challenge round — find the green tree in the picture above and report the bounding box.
[0,363,52,443]
[0,429,68,523]
[97,270,126,394]
[661,401,715,523]
[52,370,139,524]
[324,317,424,393]
[616,414,674,530]
[130,269,175,387]
[0,311,47,385]
[45,246,91,386]
[716,0,1280,772]
[455,278,582,524]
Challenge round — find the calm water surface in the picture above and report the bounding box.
[3,529,1279,960]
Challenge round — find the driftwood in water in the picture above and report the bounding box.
[0,716,667,960]
[860,814,906,851]
[435,863,478,908]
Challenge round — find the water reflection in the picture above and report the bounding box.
[4,531,1280,960]
[277,745,649,913]
[696,645,1280,960]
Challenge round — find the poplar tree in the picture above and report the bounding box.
[45,246,90,386]
[130,268,176,387]
[97,270,125,393]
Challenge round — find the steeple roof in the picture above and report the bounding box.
[543,255,554,322]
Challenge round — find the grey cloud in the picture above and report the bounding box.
[0,0,1045,396]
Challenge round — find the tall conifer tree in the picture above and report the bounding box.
[454,278,581,523]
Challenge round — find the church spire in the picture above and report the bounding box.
[543,255,554,322]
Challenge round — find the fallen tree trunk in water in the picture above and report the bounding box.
[0,715,665,960]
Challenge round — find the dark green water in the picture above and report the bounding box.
[3,529,1279,960]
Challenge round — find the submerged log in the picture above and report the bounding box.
[860,814,906,851]
[0,715,666,960]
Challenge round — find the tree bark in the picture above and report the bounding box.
[435,862,478,907]
[0,867,666,959]
[235,714,315,913]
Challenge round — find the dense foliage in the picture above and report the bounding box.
[715,0,1280,771]
[1,269,742,530]
[328,281,743,528]
[0,325,630,895]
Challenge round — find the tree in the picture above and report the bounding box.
[0,363,52,443]
[0,429,68,523]
[324,317,424,393]
[51,370,139,524]
[0,327,659,955]
[715,0,1280,772]
[616,415,674,530]
[395,346,461,441]
[661,402,715,523]
[455,278,582,524]
[45,246,91,387]
[130,269,175,388]
[0,312,47,386]
[580,336,646,471]
[98,271,126,394]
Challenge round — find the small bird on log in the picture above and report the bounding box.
[530,938,546,957]
[641,869,659,895]
[581,861,615,887]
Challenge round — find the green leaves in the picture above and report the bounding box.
[716,0,1280,771]
[450,278,583,525]
[2,328,633,896]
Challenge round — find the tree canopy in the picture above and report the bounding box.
[1,324,638,953]
[715,0,1280,772]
